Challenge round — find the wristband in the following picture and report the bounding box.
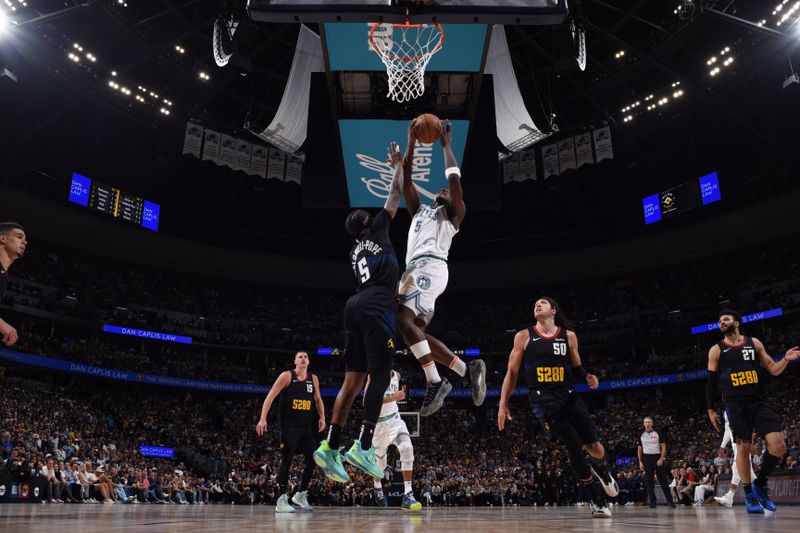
[571,365,589,382]
[445,166,461,178]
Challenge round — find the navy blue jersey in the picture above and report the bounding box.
[524,326,573,397]
[718,336,763,401]
[349,209,400,292]
[279,371,316,428]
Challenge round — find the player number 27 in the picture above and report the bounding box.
[358,257,371,282]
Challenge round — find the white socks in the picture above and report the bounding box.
[450,356,467,377]
[410,340,441,383]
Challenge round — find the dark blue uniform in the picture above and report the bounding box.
[718,336,782,440]
[344,209,399,372]
[278,370,317,455]
[524,325,597,444]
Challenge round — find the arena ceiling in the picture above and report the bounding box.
[0,1,798,258]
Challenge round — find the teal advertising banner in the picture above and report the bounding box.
[338,119,469,208]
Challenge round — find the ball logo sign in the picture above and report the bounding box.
[338,119,469,208]
[0,484,5,496]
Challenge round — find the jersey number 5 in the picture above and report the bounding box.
[358,257,371,282]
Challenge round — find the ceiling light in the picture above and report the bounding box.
[111,70,117,76]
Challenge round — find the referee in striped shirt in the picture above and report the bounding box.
[638,416,675,508]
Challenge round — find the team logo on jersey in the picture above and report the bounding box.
[416,275,431,290]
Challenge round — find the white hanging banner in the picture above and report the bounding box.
[574,133,594,168]
[182,122,203,158]
[593,126,614,162]
[267,148,286,181]
[557,138,577,172]
[518,149,537,181]
[219,135,237,170]
[542,143,560,179]
[201,129,221,164]
[285,156,303,184]
[235,139,252,172]
[249,145,268,178]
[502,153,519,184]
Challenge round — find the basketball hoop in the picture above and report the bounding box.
[369,20,444,103]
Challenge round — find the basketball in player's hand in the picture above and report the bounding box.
[412,113,442,144]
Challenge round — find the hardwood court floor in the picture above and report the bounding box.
[1,503,797,533]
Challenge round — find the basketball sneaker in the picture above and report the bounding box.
[291,490,313,511]
[274,494,295,513]
[402,492,422,511]
[419,378,452,417]
[752,483,776,512]
[374,489,388,508]
[344,441,384,479]
[714,493,733,507]
[590,502,612,518]
[313,440,350,483]
[468,359,487,406]
[589,463,619,497]
[744,493,764,514]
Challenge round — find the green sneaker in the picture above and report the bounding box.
[344,441,384,479]
[313,440,350,483]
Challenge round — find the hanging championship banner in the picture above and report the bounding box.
[267,148,286,181]
[593,126,613,162]
[285,156,303,184]
[542,143,560,179]
[201,129,221,164]
[219,135,237,170]
[502,153,519,184]
[574,132,594,168]
[518,149,537,181]
[249,145,268,178]
[235,139,252,172]
[182,122,203,158]
[558,137,576,172]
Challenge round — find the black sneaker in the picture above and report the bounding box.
[419,378,452,416]
[468,359,487,406]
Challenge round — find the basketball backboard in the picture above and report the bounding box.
[248,0,568,25]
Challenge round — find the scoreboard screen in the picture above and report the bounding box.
[68,173,160,231]
[643,171,721,225]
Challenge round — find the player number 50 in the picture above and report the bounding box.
[358,257,371,282]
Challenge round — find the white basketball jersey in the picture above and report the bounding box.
[405,204,458,265]
[379,371,401,418]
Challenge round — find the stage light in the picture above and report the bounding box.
[0,10,9,36]
[111,70,117,76]
[175,45,185,54]
[198,71,210,81]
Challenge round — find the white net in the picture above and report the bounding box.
[370,23,444,103]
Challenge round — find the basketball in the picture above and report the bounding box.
[413,113,442,144]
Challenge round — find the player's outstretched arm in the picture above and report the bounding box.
[384,141,404,218]
[498,330,525,430]
[440,120,466,229]
[256,371,291,435]
[754,337,799,376]
[706,345,721,432]
[402,120,421,215]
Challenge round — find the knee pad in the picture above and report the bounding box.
[397,434,414,470]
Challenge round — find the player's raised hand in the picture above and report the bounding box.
[388,141,402,166]
[440,119,452,148]
[784,346,800,361]
[586,373,599,390]
[255,419,267,436]
[498,403,512,431]
[707,409,721,432]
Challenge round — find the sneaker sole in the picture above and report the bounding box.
[344,452,384,479]
[590,464,619,497]
[469,360,487,406]
[402,502,422,511]
[313,452,350,483]
[419,380,453,417]
[592,513,612,519]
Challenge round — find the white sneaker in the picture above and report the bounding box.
[291,490,313,511]
[590,464,620,497]
[104,499,115,504]
[590,503,612,518]
[275,494,296,513]
[714,494,733,508]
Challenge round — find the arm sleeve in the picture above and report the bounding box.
[372,209,391,236]
[706,370,719,410]
[720,420,732,448]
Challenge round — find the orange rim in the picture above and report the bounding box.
[369,22,445,64]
